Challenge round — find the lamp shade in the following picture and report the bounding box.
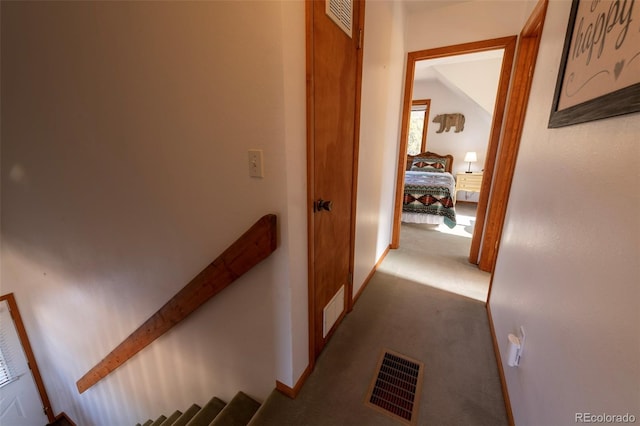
[464,151,478,162]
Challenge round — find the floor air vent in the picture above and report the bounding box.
[365,349,424,425]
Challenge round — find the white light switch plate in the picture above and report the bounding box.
[248,149,264,178]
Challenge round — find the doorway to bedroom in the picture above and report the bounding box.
[403,48,505,253]
[392,37,517,291]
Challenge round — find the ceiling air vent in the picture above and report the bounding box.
[326,0,353,38]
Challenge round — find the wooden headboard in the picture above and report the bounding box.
[406,151,454,173]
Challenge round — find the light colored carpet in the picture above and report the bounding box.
[250,202,506,426]
[391,202,490,302]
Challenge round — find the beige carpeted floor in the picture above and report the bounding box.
[390,202,490,302]
[251,203,507,426]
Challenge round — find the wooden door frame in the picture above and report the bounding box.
[305,0,366,369]
[391,36,517,264]
[486,2,549,423]
[0,293,54,423]
[482,0,549,273]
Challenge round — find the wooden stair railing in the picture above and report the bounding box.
[76,214,277,393]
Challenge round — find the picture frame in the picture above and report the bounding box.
[548,0,640,128]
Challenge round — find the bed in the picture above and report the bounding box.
[402,151,457,228]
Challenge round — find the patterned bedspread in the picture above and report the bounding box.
[403,171,456,228]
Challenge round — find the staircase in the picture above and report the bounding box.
[135,391,261,426]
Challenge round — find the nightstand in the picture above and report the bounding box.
[455,172,483,203]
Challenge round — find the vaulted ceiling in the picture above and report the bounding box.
[414,50,504,114]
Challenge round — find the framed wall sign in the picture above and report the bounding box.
[549,0,640,128]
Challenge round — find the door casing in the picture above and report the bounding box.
[486,2,549,423]
[0,293,54,423]
[391,36,518,274]
[483,0,549,274]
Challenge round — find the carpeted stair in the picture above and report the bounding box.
[136,392,261,426]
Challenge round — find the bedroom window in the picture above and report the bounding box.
[407,99,430,155]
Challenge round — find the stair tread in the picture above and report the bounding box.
[245,389,281,426]
[142,421,154,426]
[158,410,183,426]
[171,404,202,426]
[209,392,261,426]
[150,415,167,426]
[184,397,226,426]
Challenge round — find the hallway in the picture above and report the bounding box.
[251,204,506,425]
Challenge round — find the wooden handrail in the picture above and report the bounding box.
[77,214,277,393]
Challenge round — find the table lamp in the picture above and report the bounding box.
[464,151,477,173]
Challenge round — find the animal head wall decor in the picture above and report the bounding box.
[433,113,465,133]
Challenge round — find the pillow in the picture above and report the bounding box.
[410,157,447,173]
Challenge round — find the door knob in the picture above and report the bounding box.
[314,199,333,212]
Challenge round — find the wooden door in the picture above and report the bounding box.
[0,294,53,424]
[307,0,363,361]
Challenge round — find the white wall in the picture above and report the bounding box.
[398,0,533,205]
[413,77,492,202]
[277,0,309,392]
[489,1,640,424]
[0,1,307,425]
[406,0,533,52]
[353,0,407,295]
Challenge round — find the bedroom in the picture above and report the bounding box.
[395,47,505,301]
